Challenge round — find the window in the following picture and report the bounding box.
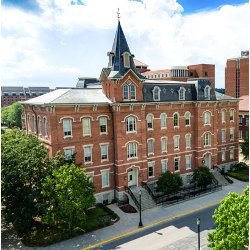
[239,116,243,124]
[174,135,179,150]
[147,114,153,130]
[153,87,160,101]
[186,175,191,185]
[173,113,179,127]
[221,110,226,123]
[100,144,108,161]
[123,52,130,68]
[186,155,191,169]
[204,133,211,146]
[230,109,234,122]
[230,147,234,160]
[222,148,226,161]
[86,173,94,183]
[84,146,92,163]
[160,113,167,129]
[246,118,249,126]
[179,87,185,100]
[100,117,107,134]
[205,72,208,76]
[161,137,167,152]
[161,160,167,173]
[33,116,37,134]
[65,148,74,160]
[126,117,136,133]
[203,112,211,125]
[83,118,91,136]
[63,119,72,137]
[148,139,154,155]
[221,129,226,142]
[123,85,129,100]
[44,117,48,137]
[185,134,191,148]
[102,193,109,204]
[185,112,191,126]
[38,117,42,135]
[230,128,234,141]
[174,158,180,172]
[239,130,243,139]
[148,162,154,178]
[204,86,210,100]
[28,115,31,132]
[130,85,136,100]
[102,170,109,187]
[127,143,137,159]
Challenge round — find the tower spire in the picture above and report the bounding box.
[117,8,120,21]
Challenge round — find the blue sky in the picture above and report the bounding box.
[1,0,249,88]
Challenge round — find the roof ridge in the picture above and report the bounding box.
[49,89,71,103]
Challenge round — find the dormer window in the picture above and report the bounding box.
[130,85,136,100]
[107,52,114,68]
[122,52,130,68]
[204,85,211,100]
[153,87,161,101]
[179,87,186,100]
[123,85,129,100]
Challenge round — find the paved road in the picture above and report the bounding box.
[90,203,219,250]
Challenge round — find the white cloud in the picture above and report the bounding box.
[1,0,249,88]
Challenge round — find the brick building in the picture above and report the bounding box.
[239,95,249,140]
[225,51,249,98]
[22,21,239,204]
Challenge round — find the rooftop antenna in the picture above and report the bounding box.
[117,8,120,21]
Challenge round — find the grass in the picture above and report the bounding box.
[227,168,249,182]
[20,207,118,247]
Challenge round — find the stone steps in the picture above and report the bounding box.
[211,171,229,186]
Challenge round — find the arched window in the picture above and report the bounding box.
[160,113,167,129]
[204,86,210,100]
[127,142,137,159]
[153,87,160,101]
[173,113,179,127]
[123,85,129,100]
[126,116,136,133]
[44,117,48,137]
[28,114,31,132]
[230,109,234,121]
[130,85,136,100]
[147,114,154,130]
[203,112,211,125]
[221,109,226,123]
[123,52,130,68]
[38,117,42,135]
[100,117,107,134]
[204,133,211,146]
[179,87,185,100]
[33,115,37,134]
[185,112,191,126]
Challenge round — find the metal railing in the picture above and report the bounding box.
[117,197,129,207]
[125,186,140,209]
[141,181,156,202]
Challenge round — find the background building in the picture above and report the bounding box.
[239,95,249,140]
[225,51,249,98]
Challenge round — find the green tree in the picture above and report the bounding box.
[1,106,11,127]
[241,131,249,161]
[1,130,64,231]
[208,186,249,249]
[192,166,213,188]
[1,102,23,128]
[41,164,95,231]
[156,171,183,194]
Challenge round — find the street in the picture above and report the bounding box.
[89,203,219,250]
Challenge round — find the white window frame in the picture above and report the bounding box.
[33,115,37,134]
[123,85,129,100]
[221,109,226,123]
[83,145,93,164]
[222,148,226,161]
[204,133,211,147]
[161,159,168,173]
[147,138,154,155]
[185,112,191,127]
[179,87,186,100]
[160,113,167,129]
[63,146,75,161]
[100,143,109,162]
[100,117,108,135]
[101,170,110,188]
[38,116,42,136]
[173,112,179,128]
[174,157,180,172]
[229,109,235,122]
[122,52,130,68]
[239,130,243,139]
[174,135,180,150]
[230,128,234,141]
[204,85,211,100]
[126,116,137,133]
[246,118,249,126]
[152,86,161,101]
[230,147,234,160]
[185,155,191,170]
[127,142,138,159]
[147,114,154,130]
[185,134,191,149]
[28,114,31,132]
[148,162,155,178]
[130,85,136,100]
[161,137,167,153]
[44,117,48,137]
[86,172,94,183]
[82,117,91,136]
[221,129,226,142]
[63,119,72,138]
[239,116,243,124]
[203,111,211,125]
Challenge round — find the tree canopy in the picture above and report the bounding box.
[41,164,95,230]
[240,131,249,161]
[208,186,249,249]
[156,171,183,194]
[1,130,64,231]
[1,102,23,128]
[191,166,213,187]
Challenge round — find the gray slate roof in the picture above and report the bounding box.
[1,86,25,95]
[215,92,238,100]
[76,77,101,88]
[21,89,111,105]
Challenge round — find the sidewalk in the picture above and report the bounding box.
[1,178,248,250]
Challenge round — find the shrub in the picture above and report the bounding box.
[192,166,213,188]
[233,162,249,171]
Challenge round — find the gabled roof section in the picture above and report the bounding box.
[104,21,145,80]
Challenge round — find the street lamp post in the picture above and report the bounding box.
[197,218,200,250]
[138,190,143,227]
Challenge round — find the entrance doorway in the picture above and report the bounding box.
[204,153,211,168]
[128,168,138,187]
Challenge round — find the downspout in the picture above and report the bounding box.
[31,105,38,137]
[109,105,117,202]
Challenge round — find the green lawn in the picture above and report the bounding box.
[20,206,118,247]
[227,168,249,182]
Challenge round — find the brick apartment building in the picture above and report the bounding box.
[225,51,249,98]
[21,21,239,204]
[239,95,249,140]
